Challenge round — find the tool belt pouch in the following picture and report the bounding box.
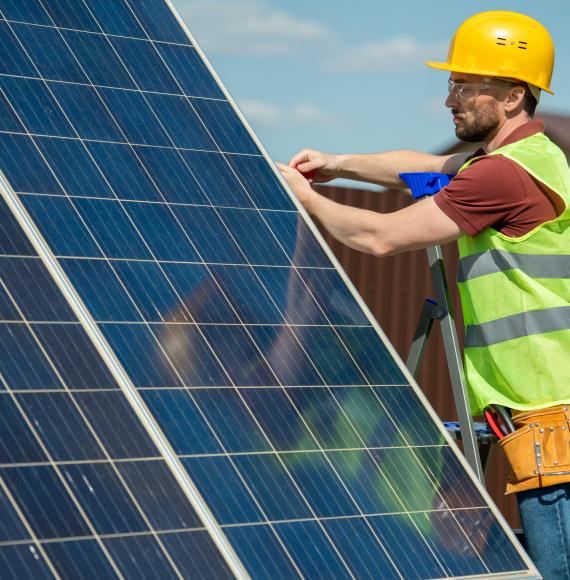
[498,405,570,494]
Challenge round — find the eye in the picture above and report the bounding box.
[458,85,476,98]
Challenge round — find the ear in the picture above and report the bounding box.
[504,85,526,113]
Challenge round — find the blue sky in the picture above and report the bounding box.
[172,0,570,171]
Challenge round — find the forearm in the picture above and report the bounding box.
[334,150,469,188]
[307,191,388,256]
[279,161,463,257]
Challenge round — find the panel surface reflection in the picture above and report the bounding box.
[0,0,530,577]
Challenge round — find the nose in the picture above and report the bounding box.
[445,91,457,109]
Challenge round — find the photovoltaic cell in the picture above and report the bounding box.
[84,1,146,38]
[0,1,537,578]
[0,201,228,578]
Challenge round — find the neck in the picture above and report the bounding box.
[482,113,531,153]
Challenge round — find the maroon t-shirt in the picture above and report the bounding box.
[434,120,560,237]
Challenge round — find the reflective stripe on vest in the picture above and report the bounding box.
[456,132,570,414]
[465,305,570,347]
[458,249,570,282]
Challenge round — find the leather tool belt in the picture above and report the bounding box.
[498,405,570,494]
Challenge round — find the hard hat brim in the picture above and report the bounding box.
[425,60,554,94]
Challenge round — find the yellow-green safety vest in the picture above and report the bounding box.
[457,132,570,415]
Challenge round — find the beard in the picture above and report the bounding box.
[453,101,500,142]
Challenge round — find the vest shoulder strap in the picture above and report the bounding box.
[458,132,570,210]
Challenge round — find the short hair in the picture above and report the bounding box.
[522,87,538,117]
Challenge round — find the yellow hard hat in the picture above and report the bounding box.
[426,11,554,94]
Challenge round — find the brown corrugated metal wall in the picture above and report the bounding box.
[316,184,519,527]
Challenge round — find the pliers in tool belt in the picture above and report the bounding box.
[484,405,515,439]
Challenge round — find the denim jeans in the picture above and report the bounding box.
[517,483,570,580]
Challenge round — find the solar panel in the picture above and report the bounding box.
[0,1,539,578]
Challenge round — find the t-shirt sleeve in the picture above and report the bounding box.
[433,155,529,237]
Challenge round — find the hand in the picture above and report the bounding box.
[288,149,340,183]
[276,162,320,213]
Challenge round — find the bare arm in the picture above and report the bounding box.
[289,149,471,189]
[278,164,464,256]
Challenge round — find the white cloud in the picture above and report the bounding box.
[239,99,331,126]
[238,100,281,124]
[288,103,327,123]
[325,37,448,73]
[177,1,447,72]
[178,0,331,56]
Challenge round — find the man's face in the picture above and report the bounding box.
[445,72,507,142]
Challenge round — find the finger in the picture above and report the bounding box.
[276,161,292,172]
[296,159,321,175]
[288,150,311,168]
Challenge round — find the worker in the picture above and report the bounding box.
[278,10,570,579]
